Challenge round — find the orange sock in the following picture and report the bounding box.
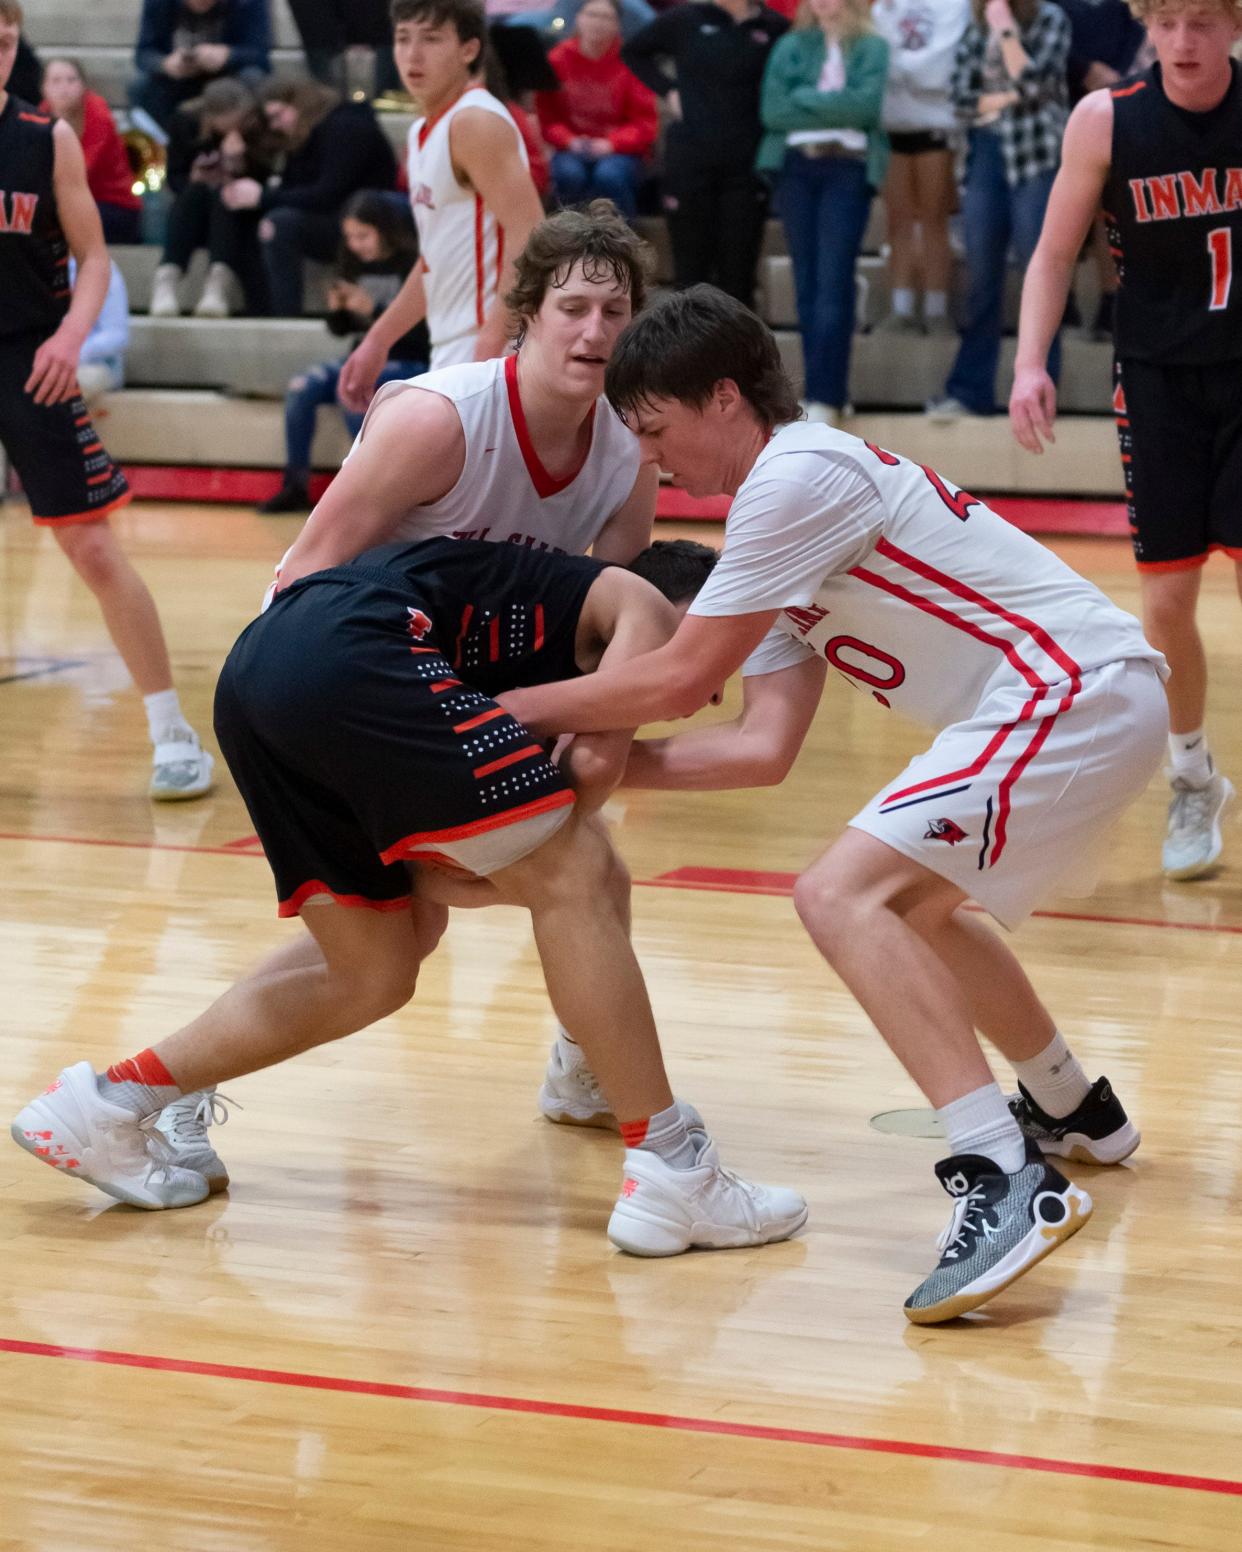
[98,1049,181,1117]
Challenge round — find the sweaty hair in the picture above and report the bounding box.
[390,0,488,52]
[606,286,801,431]
[506,200,650,344]
[627,539,719,604]
[0,2,24,28]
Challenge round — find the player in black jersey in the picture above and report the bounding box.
[13,535,812,1264]
[0,1,212,800]
[1010,0,1242,879]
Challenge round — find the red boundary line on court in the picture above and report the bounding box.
[0,832,1238,936]
[0,1338,1237,1497]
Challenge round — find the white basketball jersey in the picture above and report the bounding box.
[361,355,641,553]
[407,86,528,358]
[691,422,1163,730]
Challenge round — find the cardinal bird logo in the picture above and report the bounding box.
[925,817,968,845]
[407,607,433,641]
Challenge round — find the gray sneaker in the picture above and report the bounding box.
[924,395,984,423]
[1162,771,1234,880]
[152,1088,235,1193]
[150,727,215,801]
[872,312,923,336]
[904,1143,1092,1324]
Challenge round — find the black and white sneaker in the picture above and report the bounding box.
[903,1143,1093,1325]
[1009,1076,1140,1165]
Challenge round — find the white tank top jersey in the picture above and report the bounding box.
[407,85,528,356]
[689,422,1165,730]
[359,355,641,553]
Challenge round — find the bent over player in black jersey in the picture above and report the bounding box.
[13,537,810,1262]
[1010,0,1242,879]
[0,1,212,799]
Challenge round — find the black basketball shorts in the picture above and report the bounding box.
[214,572,575,918]
[0,329,129,524]
[1114,356,1242,570]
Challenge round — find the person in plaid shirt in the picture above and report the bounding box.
[926,0,1070,418]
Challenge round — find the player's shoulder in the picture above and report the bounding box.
[752,423,878,487]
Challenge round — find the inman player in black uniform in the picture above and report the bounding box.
[0,1,212,799]
[1010,0,1242,879]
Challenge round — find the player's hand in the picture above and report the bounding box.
[338,334,387,413]
[1009,366,1058,454]
[25,326,83,406]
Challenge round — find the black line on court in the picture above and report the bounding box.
[0,658,88,686]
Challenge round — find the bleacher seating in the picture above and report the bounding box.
[22,1,1123,498]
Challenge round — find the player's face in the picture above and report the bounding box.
[42,61,85,116]
[0,24,19,95]
[393,20,480,109]
[526,262,633,396]
[1146,3,1242,87]
[627,395,729,498]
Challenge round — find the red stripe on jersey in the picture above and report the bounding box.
[533,603,544,651]
[278,881,412,918]
[19,111,51,124]
[454,706,506,733]
[474,194,486,328]
[474,744,544,779]
[990,680,1079,866]
[1110,80,1147,98]
[504,353,597,498]
[488,615,500,662]
[379,787,574,863]
[452,604,474,669]
[430,678,461,693]
[417,83,485,150]
[495,222,505,295]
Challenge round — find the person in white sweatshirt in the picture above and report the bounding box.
[871,0,971,334]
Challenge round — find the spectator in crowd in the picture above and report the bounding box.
[871,0,971,335]
[489,1,657,44]
[259,192,430,514]
[219,79,398,316]
[41,58,145,244]
[623,0,790,309]
[1053,0,1148,338]
[759,0,890,426]
[150,78,277,318]
[287,0,399,92]
[70,257,131,405]
[536,0,658,218]
[926,0,1069,420]
[131,0,271,130]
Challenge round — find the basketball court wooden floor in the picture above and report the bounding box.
[1,501,1240,1551]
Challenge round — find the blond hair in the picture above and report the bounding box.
[0,0,25,27]
[794,0,874,42]
[1126,0,1242,20]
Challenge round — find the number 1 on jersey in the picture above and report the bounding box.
[1207,227,1232,311]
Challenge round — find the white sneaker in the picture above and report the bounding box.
[800,400,841,427]
[193,262,237,319]
[607,1133,808,1257]
[924,395,976,423]
[537,1039,705,1134]
[11,1061,210,1210]
[149,263,182,318]
[150,727,215,801]
[152,1088,235,1193]
[1163,771,1234,880]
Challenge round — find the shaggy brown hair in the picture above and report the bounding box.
[505,200,650,343]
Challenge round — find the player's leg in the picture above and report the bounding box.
[793,833,1091,1324]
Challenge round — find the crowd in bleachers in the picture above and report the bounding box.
[17,0,1169,440]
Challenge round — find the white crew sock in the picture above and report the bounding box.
[936,1082,1028,1173]
[143,688,193,745]
[1168,728,1213,788]
[891,286,916,318]
[924,289,948,319]
[1011,1030,1091,1119]
[620,1101,697,1168]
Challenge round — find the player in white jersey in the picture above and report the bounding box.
[338,0,543,407]
[501,288,1171,1325]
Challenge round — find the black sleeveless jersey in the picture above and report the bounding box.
[0,94,70,339]
[347,535,606,697]
[1103,63,1242,364]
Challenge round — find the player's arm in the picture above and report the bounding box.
[450,108,545,363]
[623,656,827,791]
[338,259,428,413]
[26,123,110,406]
[273,389,465,588]
[589,462,658,564]
[1009,90,1112,453]
[501,609,779,736]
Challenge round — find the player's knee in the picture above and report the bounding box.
[343,957,420,1023]
[55,521,120,590]
[792,863,866,949]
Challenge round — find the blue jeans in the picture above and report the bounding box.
[777,152,873,409]
[550,151,642,219]
[284,356,426,477]
[946,129,1060,415]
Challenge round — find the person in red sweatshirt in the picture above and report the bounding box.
[41,58,144,243]
[536,0,657,218]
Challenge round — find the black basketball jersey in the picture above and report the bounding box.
[0,93,70,339]
[350,536,607,696]
[1103,63,1242,364]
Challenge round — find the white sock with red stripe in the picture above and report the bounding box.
[619,1102,697,1168]
[1011,1031,1091,1119]
[936,1082,1028,1174]
[96,1049,183,1118]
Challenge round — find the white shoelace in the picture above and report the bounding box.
[936,1184,989,1257]
[161,1090,241,1146]
[1169,783,1219,841]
